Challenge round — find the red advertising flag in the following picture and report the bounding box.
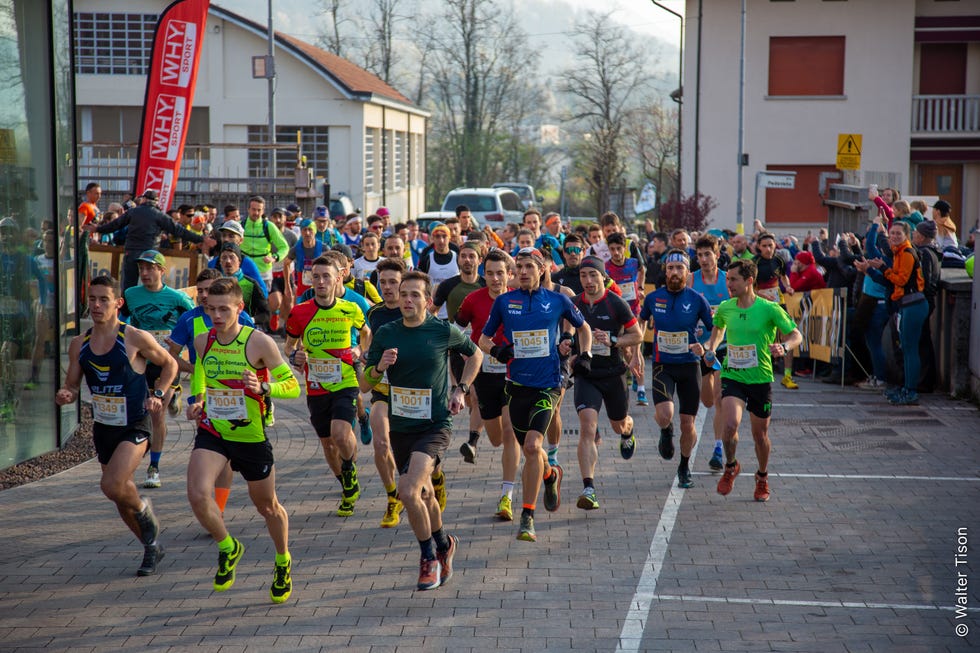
[134,0,211,212]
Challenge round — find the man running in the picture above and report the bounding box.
[364,271,482,590]
[702,259,803,501]
[285,256,369,517]
[479,248,591,542]
[56,275,177,576]
[185,278,301,603]
[455,248,521,520]
[753,233,797,389]
[605,232,647,405]
[572,256,643,509]
[640,249,714,488]
[123,250,194,488]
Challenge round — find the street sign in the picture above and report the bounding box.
[836,133,862,170]
[761,174,795,189]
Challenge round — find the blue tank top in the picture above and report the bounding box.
[79,324,149,426]
[691,269,729,307]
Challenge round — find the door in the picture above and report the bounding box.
[918,164,963,232]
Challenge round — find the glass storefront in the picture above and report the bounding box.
[0,0,77,469]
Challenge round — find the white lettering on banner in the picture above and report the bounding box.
[141,167,175,211]
[513,329,550,359]
[207,388,248,420]
[727,344,759,369]
[149,94,186,161]
[92,394,127,426]
[390,387,432,420]
[657,331,689,355]
[160,20,196,88]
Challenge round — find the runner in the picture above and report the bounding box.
[416,225,458,318]
[753,233,797,389]
[572,256,643,509]
[364,271,481,590]
[285,255,370,517]
[688,234,730,472]
[167,268,256,515]
[702,259,803,501]
[185,278,301,602]
[284,219,325,299]
[605,232,647,405]
[640,249,714,488]
[56,275,177,576]
[454,248,521,520]
[361,258,408,527]
[123,250,194,489]
[479,248,592,542]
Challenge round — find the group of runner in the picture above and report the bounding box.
[58,210,802,601]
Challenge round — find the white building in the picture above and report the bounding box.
[682,0,980,236]
[74,1,428,219]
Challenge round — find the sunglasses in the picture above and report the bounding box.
[564,246,583,254]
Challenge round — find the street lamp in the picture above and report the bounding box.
[651,1,682,201]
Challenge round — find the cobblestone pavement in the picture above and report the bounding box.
[1,377,978,652]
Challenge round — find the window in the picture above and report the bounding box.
[768,36,845,96]
[247,125,329,181]
[394,132,405,189]
[74,13,157,75]
[413,133,423,188]
[500,192,522,212]
[765,164,839,223]
[364,128,376,193]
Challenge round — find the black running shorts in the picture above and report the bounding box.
[650,362,702,416]
[92,414,152,465]
[504,381,560,446]
[307,387,359,437]
[574,374,629,421]
[721,378,773,419]
[193,427,275,481]
[473,370,506,420]
[390,427,451,475]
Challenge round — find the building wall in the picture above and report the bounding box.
[684,0,916,231]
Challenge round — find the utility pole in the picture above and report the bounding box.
[267,0,277,191]
[736,0,746,234]
[651,1,682,200]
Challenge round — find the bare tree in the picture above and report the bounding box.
[562,12,658,216]
[359,0,405,85]
[318,0,350,56]
[628,99,678,209]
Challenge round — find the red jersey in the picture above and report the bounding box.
[455,287,507,347]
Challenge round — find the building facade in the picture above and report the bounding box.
[0,0,79,468]
[682,0,980,235]
[75,0,428,219]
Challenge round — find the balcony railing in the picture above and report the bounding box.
[911,95,980,134]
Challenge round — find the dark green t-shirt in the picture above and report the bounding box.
[365,315,476,434]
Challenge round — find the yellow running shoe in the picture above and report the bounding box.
[380,497,403,528]
[780,375,799,390]
[269,558,292,604]
[495,495,513,521]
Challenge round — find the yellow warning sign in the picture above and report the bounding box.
[0,129,16,164]
[836,133,862,170]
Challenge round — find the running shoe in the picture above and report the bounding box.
[855,376,881,390]
[658,425,675,460]
[168,385,182,416]
[889,388,919,406]
[137,542,164,577]
[677,468,694,489]
[359,410,372,445]
[884,386,903,402]
[380,497,403,528]
[417,557,442,591]
[23,381,37,391]
[780,376,799,390]
[620,433,636,460]
[636,390,649,406]
[459,441,477,464]
[213,538,244,591]
[631,377,638,393]
[134,497,160,546]
[337,496,356,517]
[709,449,724,472]
[717,461,741,496]
[144,465,161,488]
[547,448,559,467]
[754,473,770,502]
[270,558,292,603]
[432,474,447,512]
[517,513,536,542]
[495,495,513,521]
[437,535,458,586]
[576,486,599,510]
[543,464,563,512]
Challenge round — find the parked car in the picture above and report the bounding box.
[440,187,525,227]
[329,193,358,221]
[492,182,542,210]
[415,210,456,235]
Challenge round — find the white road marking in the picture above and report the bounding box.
[652,594,980,613]
[616,409,707,653]
[690,471,980,482]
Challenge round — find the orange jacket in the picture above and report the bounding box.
[883,239,924,301]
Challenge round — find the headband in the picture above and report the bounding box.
[664,251,690,267]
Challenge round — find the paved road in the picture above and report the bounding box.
[1,378,978,652]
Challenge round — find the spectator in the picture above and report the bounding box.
[789,251,827,292]
[931,200,959,250]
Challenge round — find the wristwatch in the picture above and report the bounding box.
[580,351,593,361]
[152,388,165,399]
[260,381,271,396]
[455,383,469,395]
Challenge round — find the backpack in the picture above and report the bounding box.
[240,217,279,256]
[916,244,941,310]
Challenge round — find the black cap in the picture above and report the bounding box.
[141,189,158,202]
[933,199,951,215]
[220,241,243,261]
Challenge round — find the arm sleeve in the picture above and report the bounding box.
[191,351,205,397]
[267,362,300,399]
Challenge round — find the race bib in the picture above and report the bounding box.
[390,386,432,420]
[657,330,689,355]
[302,269,312,285]
[147,330,170,347]
[307,357,343,385]
[206,388,248,420]
[619,282,637,301]
[727,344,759,369]
[92,394,127,426]
[482,355,507,374]
[757,286,781,303]
[591,330,611,357]
[513,329,550,359]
